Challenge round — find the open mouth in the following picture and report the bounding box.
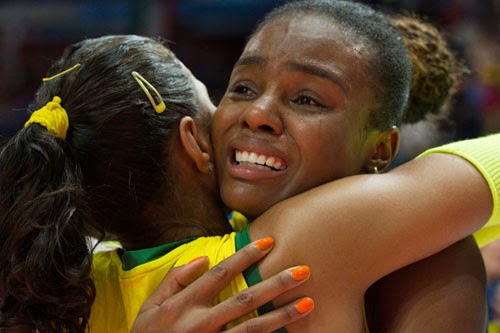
[235,150,287,171]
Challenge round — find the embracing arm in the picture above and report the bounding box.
[418,133,500,248]
[363,134,500,332]
[254,134,497,287]
[248,134,498,330]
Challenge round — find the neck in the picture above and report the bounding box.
[158,189,232,243]
[121,174,231,250]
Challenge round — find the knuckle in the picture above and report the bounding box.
[209,263,229,280]
[283,304,295,320]
[277,271,290,288]
[241,244,256,259]
[245,318,261,333]
[271,270,294,292]
[235,290,255,307]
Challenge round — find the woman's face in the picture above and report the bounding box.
[211,14,382,218]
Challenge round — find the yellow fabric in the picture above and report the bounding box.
[490,322,500,333]
[418,133,500,247]
[24,96,69,139]
[229,211,249,231]
[89,233,256,333]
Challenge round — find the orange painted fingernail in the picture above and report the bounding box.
[254,237,274,251]
[189,256,206,264]
[291,265,310,281]
[295,297,314,314]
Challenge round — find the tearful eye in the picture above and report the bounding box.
[298,96,314,105]
[227,83,257,101]
[293,95,324,108]
[233,85,251,95]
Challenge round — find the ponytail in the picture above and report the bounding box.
[0,123,95,332]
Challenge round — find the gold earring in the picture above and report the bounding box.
[131,71,166,113]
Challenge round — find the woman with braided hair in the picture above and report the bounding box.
[135,17,479,333]
[207,2,495,330]
[132,3,496,332]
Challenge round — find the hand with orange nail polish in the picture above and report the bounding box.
[131,237,313,333]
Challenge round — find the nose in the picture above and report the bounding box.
[240,95,283,135]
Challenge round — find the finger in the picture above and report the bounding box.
[142,256,210,311]
[210,265,311,326]
[225,297,314,333]
[171,256,211,289]
[184,237,275,301]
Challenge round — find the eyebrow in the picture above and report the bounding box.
[234,55,267,68]
[233,56,348,94]
[287,62,347,93]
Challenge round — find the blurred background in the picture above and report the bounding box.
[0,0,498,142]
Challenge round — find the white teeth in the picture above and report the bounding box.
[248,152,258,163]
[235,150,286,170]
[265,157,275,167]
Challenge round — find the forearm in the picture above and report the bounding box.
[418,133,500,247]
[252,134,497,288]
[353,133,499,281]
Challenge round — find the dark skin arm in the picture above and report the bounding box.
[246,153,491,331]
[366,235,487,332]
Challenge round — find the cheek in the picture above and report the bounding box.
[212,109,229,142]
[212,105,239,156]
[213,102,238,133]
[296,121,355,176]
[296,118,345,155]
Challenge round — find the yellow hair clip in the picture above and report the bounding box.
[24,96,69,140]
[42,64,81,82]
[131,71,166,113]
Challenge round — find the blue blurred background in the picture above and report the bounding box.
[0,0,498,141]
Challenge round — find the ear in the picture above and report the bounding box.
[365,126,400,173]
[179,116,212,174]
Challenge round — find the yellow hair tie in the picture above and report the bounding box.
[24,96,69,140]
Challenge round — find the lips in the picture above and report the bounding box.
[235,149,287,171]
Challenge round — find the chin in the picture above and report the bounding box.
[221,185,281,219]
[224,198,264,221]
